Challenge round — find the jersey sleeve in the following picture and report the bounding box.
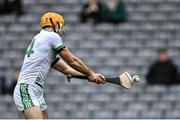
[49,33,65,53]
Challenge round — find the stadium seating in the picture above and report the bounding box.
[0,0,180,118]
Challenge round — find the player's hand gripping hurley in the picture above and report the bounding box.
[67,72,139,89]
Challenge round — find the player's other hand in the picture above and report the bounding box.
[89,73,106,84]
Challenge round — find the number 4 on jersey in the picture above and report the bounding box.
[26,38,35,57]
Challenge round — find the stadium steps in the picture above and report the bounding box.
[1,0,180,118]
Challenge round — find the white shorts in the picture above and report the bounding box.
[13,83,47,111]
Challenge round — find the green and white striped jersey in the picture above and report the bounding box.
[17,30,65,89]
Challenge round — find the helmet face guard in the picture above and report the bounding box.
[49,18,64,37]
[57,22,65,37]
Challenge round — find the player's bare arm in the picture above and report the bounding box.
[51,54,139,88]
[58,48,105,84]
[52,59,85,76]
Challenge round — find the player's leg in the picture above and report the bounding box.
[22,106,43,119]
[42,110,48,119]
[13,83,44,119]
[38,92,48,119]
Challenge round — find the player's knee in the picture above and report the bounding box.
[23,107,43,119]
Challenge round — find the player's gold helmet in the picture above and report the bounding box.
[40,12,65,36]
[40,12,64,28]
